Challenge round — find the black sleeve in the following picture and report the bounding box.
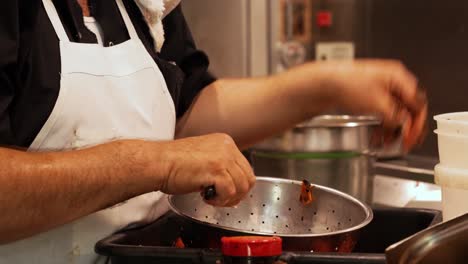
[159,5,216,118]
[0,1,41,146]
[0,1,19,145]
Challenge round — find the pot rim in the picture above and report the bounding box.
[168,177,374,238]
[297,115,381,129]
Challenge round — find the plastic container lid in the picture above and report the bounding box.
[221,236,282,257]
[434,112,468,135]
[434,112,468,123]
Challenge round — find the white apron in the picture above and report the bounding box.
[0,0,175,263]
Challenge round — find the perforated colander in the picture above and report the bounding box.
[168,177,373,252]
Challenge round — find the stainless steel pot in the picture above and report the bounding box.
[253,115,382,154]
[250,115,381,203]
[251,152,374,203]
[169,177,373,252]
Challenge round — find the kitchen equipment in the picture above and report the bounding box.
[377,136,404,160]
[434,112,468,220]
[168,177,373,252]
[95,208,441,264]
[253,115,382,153]
[434,112,468,135]
[183,0,367,78]
[374,155,437,184]
[221,236,283,264]
[434,165,468,221]
[435,130,468,170]
[252,153,373,203]
[385,213,468,264]
[251,115,381,203]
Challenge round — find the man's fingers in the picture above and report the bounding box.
[204,173,237,207]
[228,163,250,202]
[403,103,428,151]
[234,153,256,192]
[374,92,406,129]
[385,63,427,114]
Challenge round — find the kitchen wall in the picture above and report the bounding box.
[366,0,468,157]
[182,0,270,78]
[310,0,369,58]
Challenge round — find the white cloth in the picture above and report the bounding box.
[134,0,181,51]
[0,0,175,263]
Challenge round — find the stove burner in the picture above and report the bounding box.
[95,208,441,264]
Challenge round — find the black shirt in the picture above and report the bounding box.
[0,0,215,147]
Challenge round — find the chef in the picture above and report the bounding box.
[0,0,427,263]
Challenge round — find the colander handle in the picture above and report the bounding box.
[203,185,217,200]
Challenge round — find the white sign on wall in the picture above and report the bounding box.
[316,42,355,61]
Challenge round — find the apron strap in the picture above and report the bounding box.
[42,0,71,42]
[115,0,140,41]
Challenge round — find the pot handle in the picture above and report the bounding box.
[367,125,404,158]
[203,185,217,200]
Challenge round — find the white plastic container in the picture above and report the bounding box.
[434,165,468,221]
[434,112,468,221]
[434,112,468,135]
[435,130,468,169]
[434,165,468,190]
[441,187,468,221]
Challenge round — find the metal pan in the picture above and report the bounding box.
[169,177,373,252]
[386,213,468,264]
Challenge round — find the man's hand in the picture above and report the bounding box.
[153,133,256,207]
[277,60,428,151]
[326,60,428,151]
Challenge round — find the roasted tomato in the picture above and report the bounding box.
[300,180,314,205]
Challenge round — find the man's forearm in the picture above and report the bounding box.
[176,63,336,149]
[0,140,161,244]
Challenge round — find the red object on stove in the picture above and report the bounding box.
[221,236,282,257]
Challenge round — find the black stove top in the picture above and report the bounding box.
[96,207,441,264]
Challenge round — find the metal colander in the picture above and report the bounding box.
[168,177,373,252]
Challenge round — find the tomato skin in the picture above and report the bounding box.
[300,180,314,205]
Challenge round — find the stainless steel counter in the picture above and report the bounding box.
[373,155,441,211]
[375,155,438,184]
